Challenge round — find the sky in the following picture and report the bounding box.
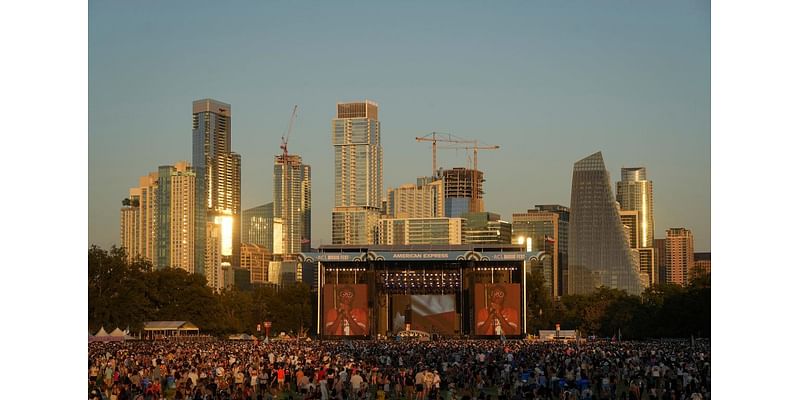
[89,0,710,251]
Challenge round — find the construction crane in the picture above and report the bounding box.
[415,132,473,176]
[279,105,298,257]
[440,141,500,212]
[280,105,298,160]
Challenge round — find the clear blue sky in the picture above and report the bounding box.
[89,0,710,251]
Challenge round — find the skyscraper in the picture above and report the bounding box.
[274,154,311,255]
[666,228,695,286]
[512,205,570,298]
[331,100,382,245]
[616,167,654,247]
[152,161,196,272]
[193,99,242,277]
[568,152,643,295]
[167,162,196,273]
[616,167,656,286]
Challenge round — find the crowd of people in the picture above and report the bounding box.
[89,337,710,400]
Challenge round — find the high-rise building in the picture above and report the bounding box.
[120,190,141,263]
[193,99,242,277]
[462,212,511,244]
[149,161,197,272]
[512,205,570,298]
[616,167,656,287]
[693,252,711,278]
[331,100,383,244]
[666,228,695,286]
[378,217,464,245]
[119,172,158,264]
[568,152,642,295]
[274,154,311,254]
[386,179,444,219]
[242,203,274,251]
[616,167,655,247]
[442,168,484,217]
[167,162,195,272]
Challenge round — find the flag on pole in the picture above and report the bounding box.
[544,236,555,243]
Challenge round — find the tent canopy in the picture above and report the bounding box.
[109,328,126,337]
[95,327,109,337]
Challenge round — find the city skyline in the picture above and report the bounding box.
[89,1,710,251]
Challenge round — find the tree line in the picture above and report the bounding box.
[525,269,711,339]
[88,246,312,336]
[90,245,710,339]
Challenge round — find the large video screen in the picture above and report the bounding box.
[474,283,521,336]
[323,284,369,336]
[391,295,456,334]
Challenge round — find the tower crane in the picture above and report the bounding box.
[439,141,500,212]
[414,132,473,176]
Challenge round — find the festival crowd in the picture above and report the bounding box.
[89,338,710,400]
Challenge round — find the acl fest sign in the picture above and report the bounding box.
[296,250,547,263]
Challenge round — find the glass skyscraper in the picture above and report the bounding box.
[568,152,643,295]
[192,99,242,276]
[331,100,382,245]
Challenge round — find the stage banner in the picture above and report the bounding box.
[474,283,521,336]
[323,284,369,336]
[391,294,456,334]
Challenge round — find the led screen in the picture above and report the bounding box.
[474,283,521,336]
[391,294,456,335]
[323,284,369,336]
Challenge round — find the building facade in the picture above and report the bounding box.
[386,179,444,219]
[192,99,242,277]
[331,100,383,245]
[242,203,274,251]
[462,212,511,245]
[119,172,158,264]
[167,162,195,273]
[616,167,655,247]
[512,205,569,298]
[378,217,464,245]
[568,152,642,295]
[666,228,695,286]
[240,243,272,284]
[274,154,311,254]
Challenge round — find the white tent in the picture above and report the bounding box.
[95,327,109,337]
[109,328,126,337]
